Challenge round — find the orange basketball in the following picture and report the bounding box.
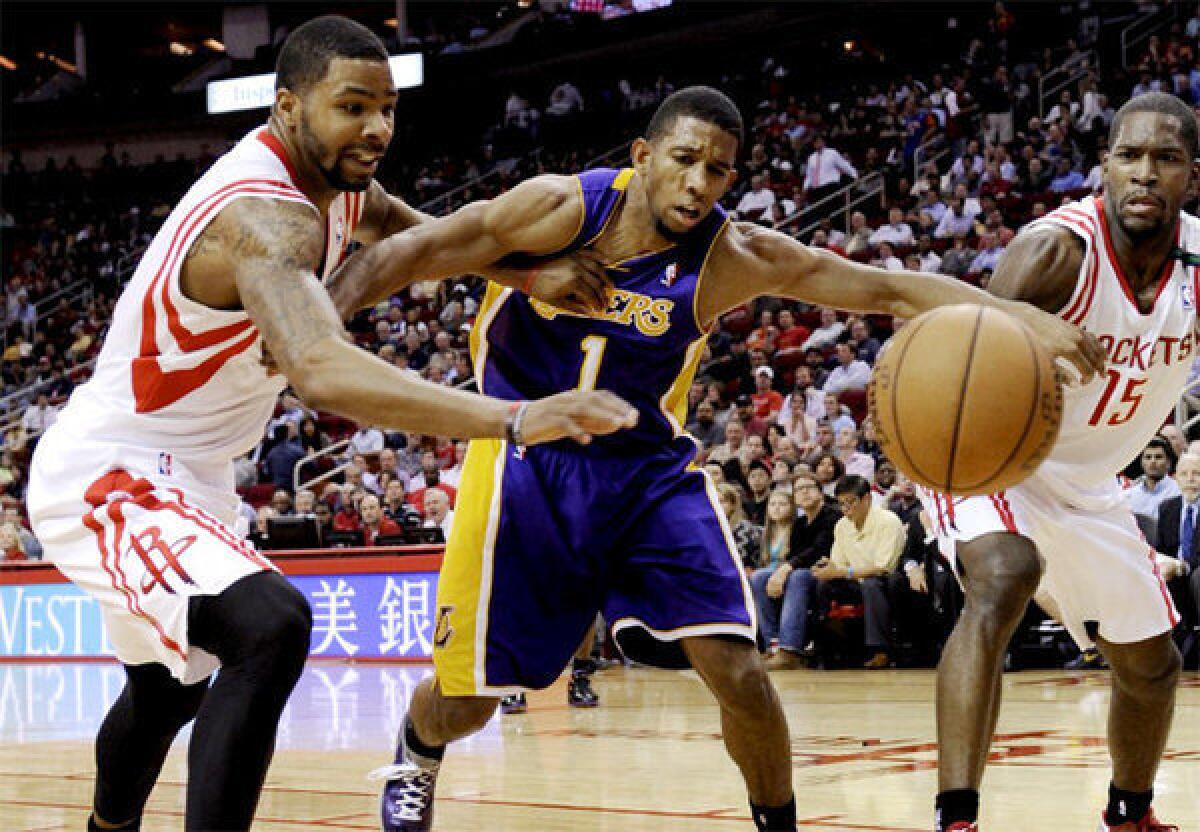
[868,304,1063,496]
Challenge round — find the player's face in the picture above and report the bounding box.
[632,116,738,237]
[1103,111,1198,239]
[290,58,397,192]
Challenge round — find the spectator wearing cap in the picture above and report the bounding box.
[823,343,872,395]
[751,366,784,421]
[744,460,774,525]
[800,307,844,352]
[1125,437,1181,519]
[732,393,771,439]
[868,207,915,248]
[813,475,906,668]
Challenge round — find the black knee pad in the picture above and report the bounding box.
[188,571,313,669]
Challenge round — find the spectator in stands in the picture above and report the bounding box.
[333,486,364,532]
[1048,156,1085,192]
[718,482,761,569]
[408,452,458,511]
[249,506,276,550]
[1155,452,1200,653]
[1,521,28,561]
[913,234,942,273]
[708,418,746,468]
[264,424,305,491]
[812,451,845,498]
[347,422,385,456]
[423,487,455,541]
[270,489,294,517]
[733,393,771,439]
[868,207,915,248]
[872,241,904,272]
[744,461,773,525]
[800,307,844,352]
[751,367,784,422]
[934,196,975,239]
[21,392,57,435]
[1,505,40,558]
[758,473,837,670]
[313,499,335,544]
[774,308,810,351]
[836,426,876,481]
[294,489,316,515]
[360,494,403,546]
[803,134,858,205]
[735,173,777,222]
[843,211,873,256]
[1126,436,1181,519]
[440,441,467,488]
[824,393,856,435]
[938,233,975,278]
[823,342,872,395]
[687,400,723,447]
[814,475,906,668]
[968,232,1006,276]
[779,365,824,425]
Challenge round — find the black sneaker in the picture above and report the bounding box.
[567,672,599,707]
[500,692,527,714]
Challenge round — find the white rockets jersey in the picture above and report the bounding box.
[51,126,366,463]
[1027,195,1200,502]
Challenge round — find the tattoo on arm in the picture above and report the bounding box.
[215,198,344,372]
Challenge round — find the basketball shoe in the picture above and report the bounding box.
[500,692,527,714]
[371,725,440,832]
[1098,809,1178,830]
[567,670,599,707]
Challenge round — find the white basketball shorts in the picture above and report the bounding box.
[917,471,1178,649]
[27,426,276,683]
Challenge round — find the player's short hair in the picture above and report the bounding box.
[1110,92,1199,159]
[833,475,871,499]
[646,85,744,149]
[276,15,389,94]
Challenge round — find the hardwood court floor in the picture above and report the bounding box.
[0,663,1196,830]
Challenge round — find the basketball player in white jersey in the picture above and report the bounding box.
[26,16,636,832]
[922,93,1196,832]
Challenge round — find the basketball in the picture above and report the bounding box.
[869,304,1063,496]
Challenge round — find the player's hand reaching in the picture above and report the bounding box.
[521,391,639,445]
[527,250,613,317]
[1007,303,1106,384]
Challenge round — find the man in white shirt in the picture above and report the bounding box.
[1126,438,1182,519]
[800,307,845,352]
[803,135,858,205]
[735,173,777,222]
[934,196,976,239]
[868,207,915,248]
[423,487,455,541]
[915,234,942,272]
[967,233,1005,275]
[872,242,904,272]
[348,423,385,456]
[21,393,58,435]
[948,140,985,185]
[778,365,826,426]
[823,343,872,395]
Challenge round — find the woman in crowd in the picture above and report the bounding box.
[717,482,761,569]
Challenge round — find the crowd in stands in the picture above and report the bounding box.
[3,1,1199,670]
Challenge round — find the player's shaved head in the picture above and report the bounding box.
[276,15,389,95]
[646,85,744,149]
[1110,92,1198,159]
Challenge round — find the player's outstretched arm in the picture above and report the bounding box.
[217,197,637,444]
[702,222,1105,383]
[328,176,611,319]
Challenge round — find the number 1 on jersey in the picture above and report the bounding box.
[577,335,608,392]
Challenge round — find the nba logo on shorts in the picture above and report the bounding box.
[1181,280,1194,310]
[158,452,173,476]
[662,262,678,287]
